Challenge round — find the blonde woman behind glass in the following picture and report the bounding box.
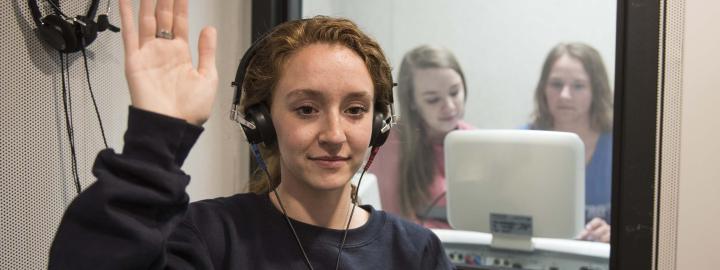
[370,45,472,229]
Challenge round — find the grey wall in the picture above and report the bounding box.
[676,0,720,268]
[1,1,251,268]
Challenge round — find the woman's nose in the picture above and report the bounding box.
[442,96,457,112]
[560,85,572,99]
[318,112,347,146]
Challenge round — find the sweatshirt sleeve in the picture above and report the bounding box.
[48,106,213,270]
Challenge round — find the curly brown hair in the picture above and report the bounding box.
[240,16,394,193]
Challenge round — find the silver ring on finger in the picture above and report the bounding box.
[156,29,174,40]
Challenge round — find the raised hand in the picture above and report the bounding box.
[119,0,218,126]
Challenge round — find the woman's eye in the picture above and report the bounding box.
[450,90,459,97]
[573,83,588,90]
[296,106,317,116]
[425,98,440,104]
[549,81,564,90]
[346,106,368,116]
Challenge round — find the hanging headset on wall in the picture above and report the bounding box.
[28,0,119,53]
[229,33,398,148]
[28,0,120,194]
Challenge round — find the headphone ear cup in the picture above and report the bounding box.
[243,104,277,146]
[370,112,390,147]
[38,14,77,52]
[75,16,98,49]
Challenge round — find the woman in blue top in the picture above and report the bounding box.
[529,42,613,243]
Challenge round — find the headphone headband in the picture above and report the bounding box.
[28,0,100,27]
[231,32,268,107]
[230,21,397,147]
[28,0,103,53]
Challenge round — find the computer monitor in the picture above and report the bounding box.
[445,130,585,249]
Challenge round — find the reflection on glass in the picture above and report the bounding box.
[304,0,615,268]
[527,42,613,243]
[370,45,472,228]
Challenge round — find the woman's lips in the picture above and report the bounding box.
[438,115,457,122]
[308,156,350,169]
[556,106,576,111]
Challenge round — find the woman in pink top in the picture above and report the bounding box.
[370,45,471,228]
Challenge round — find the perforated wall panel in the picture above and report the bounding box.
[1,1,128,268]
[654,0,685,269]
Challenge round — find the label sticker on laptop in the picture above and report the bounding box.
[490,213,532,236]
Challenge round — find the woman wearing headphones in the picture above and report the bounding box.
[48,0,452,269]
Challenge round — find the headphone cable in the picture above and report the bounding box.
[59,52,82,194]
[334,146,381,270]
[418,191,448,226]
[81,47,108,148]
[334,176,361,270]
[251,144,314,270]
[250,144,382,270]
[65,54,81,193]
[44,0,71,20]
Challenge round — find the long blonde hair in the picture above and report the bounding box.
[241,16,394,193]
[396,45,467,217]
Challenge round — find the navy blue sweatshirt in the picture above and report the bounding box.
[48,107,454,270]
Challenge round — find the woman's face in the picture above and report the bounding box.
[411,67,466,139]
[544,54,593,127]
[271,43,374,192]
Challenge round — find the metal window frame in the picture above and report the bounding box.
[253,1,665,269]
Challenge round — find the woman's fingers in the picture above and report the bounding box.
[579,218,611,242]
[118,0,138,54]
[197,27,218,77]
[585,218,604,230]
[577,230,587,239]
[601,230,611,243]
[595,223,611,242]
[589,226,610,242]
[578,218,603,241]
[173,0,189,41]
[155,0,175,39]
[138,0,157,47]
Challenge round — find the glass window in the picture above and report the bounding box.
[304,1,616,269]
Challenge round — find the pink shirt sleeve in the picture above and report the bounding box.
[368,121,475,227]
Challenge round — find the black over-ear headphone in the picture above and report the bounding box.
[230,31,397,148]
[28,0,101,53]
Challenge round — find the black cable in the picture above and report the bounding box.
[334,172,362,270]
[60,52,81,194]
[45,0,71,20]
[81,48,108,148]
[250,144,314,270]
[418,191,447,226]
[65,54,81,194]
[335,146,381,270]
[250,144,382,270]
